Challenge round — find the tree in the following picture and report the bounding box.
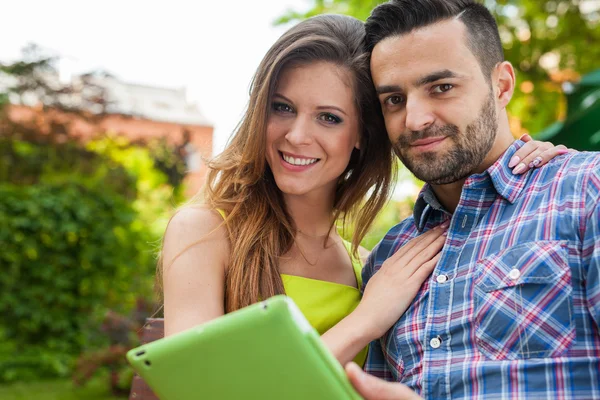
[276,0,600,135]
[0,46,181,383]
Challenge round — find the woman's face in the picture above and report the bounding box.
[265,61,360,202]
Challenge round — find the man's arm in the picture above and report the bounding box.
[583,164,600,329]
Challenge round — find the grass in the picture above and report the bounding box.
[0,373,127,400]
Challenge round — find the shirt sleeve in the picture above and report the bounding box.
[583,164,600,329]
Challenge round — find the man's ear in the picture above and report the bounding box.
[493,61,515,109]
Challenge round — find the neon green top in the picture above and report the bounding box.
[216,209,367,367]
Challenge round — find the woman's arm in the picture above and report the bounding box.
[321,222,448,365]
[162,207,230,337]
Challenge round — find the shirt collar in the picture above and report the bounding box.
[412,140,529,231]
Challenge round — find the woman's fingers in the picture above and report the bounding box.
[519,133,533,143]
[394,225,446,266]
[402,236,445,279]
[511,137,571,175]
[531,145,569,168]
[410,252,441,282]
[510,140,550,173]
[389,221,446,257]
[380,230,445,287]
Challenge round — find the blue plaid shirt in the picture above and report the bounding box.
[362,141,600,399]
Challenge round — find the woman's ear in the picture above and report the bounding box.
[354,135,361,150]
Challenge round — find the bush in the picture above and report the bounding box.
[0,181,152,381]
[0,135,177,383]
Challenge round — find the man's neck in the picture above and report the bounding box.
[430,129,515,214]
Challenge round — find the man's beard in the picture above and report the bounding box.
[392,93,498,185]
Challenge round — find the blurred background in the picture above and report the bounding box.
[0,0,598,398]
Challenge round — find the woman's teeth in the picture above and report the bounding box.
[282,154,318,166]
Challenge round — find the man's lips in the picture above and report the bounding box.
[410,136,447,147]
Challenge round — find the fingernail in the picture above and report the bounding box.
[442,231,448,236]
[557,149,569,155]
[532,157,542,167]
[519,134,531,141]
[440,221,450,229]
[513,163,526,174]
[508,155,520,168]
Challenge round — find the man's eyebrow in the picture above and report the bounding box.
[376,85,402,95]
[375,70,463,95]
[415,70,463,86]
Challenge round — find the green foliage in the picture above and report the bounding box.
[0,373,126,400]
[0,45,180,385]
[0,136,175,383]
[276,0,600,135]
[0,181,148,381]
[86,135,181,239]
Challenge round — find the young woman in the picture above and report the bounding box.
[160,14,564,366]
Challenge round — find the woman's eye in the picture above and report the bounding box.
[433,84,453,93]
[385,95,405,106]
[272,102,293,113]
[318,113,342,124]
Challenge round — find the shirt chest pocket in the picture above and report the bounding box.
[474,241,575,361]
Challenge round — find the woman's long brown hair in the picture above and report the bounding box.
[159,14,395,313]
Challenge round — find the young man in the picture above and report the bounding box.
[348,0,600,399]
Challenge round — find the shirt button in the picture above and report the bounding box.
[508,269,521,280]
[430,336,442,349]
[436,274,448,284]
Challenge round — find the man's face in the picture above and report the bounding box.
[370,19,499,185]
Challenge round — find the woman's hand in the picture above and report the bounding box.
[509,134,570,174]
[356,221,448,340]
[321,222,446,365]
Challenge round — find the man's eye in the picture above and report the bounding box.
[318,113,342,124]
[433,84,454,93]
[272,102,293,113]
[385,95,405,106]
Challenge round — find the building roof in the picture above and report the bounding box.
[82,72,211,126]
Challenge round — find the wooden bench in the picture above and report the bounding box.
[128,318,164,400]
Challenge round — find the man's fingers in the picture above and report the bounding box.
[346,362,422,400]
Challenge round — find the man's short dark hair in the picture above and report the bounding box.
[365,0,505,81]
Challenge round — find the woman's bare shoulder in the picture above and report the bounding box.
[162,206,230,268]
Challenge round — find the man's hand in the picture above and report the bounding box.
[346,362,422,400]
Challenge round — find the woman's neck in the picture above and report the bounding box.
[283,191,335,237]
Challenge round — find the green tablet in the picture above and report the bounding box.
[126,295,363,400]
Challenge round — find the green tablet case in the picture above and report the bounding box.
[126,295,363,399]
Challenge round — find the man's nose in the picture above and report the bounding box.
[405,97,435,133]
